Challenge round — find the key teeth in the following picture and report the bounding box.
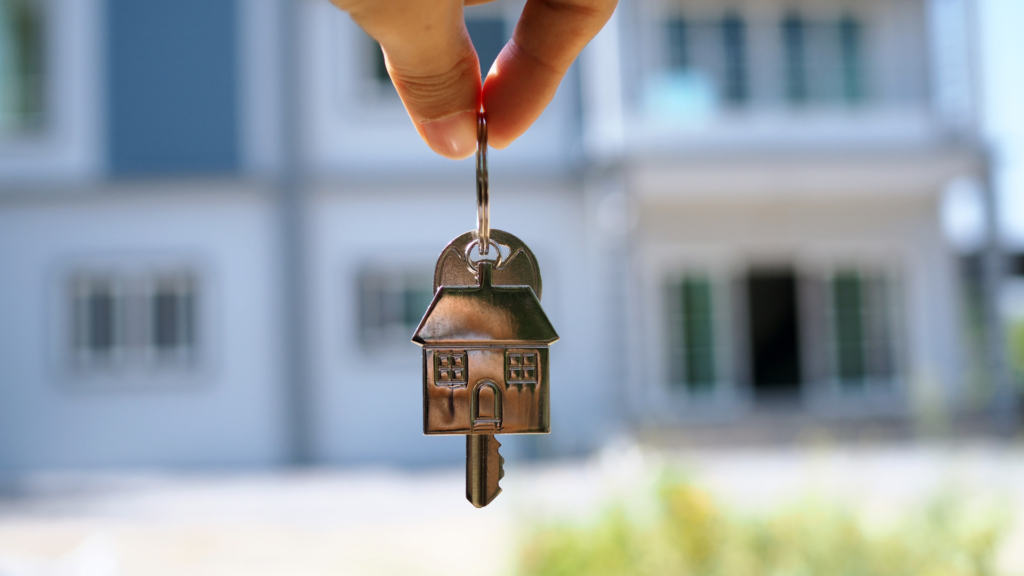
[467,434,503,508]
[495,436,504,480]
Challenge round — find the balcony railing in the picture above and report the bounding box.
[636,11,929,122]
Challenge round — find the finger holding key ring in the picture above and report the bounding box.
[475,112,490,256]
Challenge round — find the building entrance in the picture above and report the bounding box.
[747,269,802,402]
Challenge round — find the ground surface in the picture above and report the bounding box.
[1,441,1023,576]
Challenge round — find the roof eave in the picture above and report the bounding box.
[413,336,560,347]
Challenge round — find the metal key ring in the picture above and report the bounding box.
[475,112,490,256]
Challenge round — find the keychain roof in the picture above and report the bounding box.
[412,262,558,346]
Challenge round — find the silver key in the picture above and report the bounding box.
[432,228,543,299]
[413,237,558,507]
[411,113,559,507]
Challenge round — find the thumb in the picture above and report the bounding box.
[336,0,481,159]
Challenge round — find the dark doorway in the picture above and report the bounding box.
[747,269,801,401]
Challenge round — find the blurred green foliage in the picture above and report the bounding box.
[518,476,1011,576]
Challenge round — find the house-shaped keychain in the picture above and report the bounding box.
[413,261,559,436]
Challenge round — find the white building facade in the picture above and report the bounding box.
[0,0,987,471]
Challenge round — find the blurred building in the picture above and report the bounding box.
[0,0,996,471]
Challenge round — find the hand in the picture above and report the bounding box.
[330,0,617,159]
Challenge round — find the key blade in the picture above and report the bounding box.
[466,434,503,508]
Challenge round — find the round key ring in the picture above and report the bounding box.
[475,112,490,256]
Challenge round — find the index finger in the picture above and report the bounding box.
[482,0,617,149]
[332,0,482,159]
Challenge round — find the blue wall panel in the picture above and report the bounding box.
[107,0,239,176]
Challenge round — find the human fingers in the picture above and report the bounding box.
[482,0,617,149]
[331,0,481,159]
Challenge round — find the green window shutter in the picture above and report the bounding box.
[833,272,866,385]
[839,15,864,103]
[670,276,716,392]
[0,0,45,132]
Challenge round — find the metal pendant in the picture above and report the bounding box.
[411,113,558,507]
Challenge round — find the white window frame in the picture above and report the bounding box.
[625,0,935,150]
[0,0,47,135]
[823,266,902,390]
[637,244,746,423]
[356,266,433,353]
[55,258,208,390]
[799,257,907,415]
[0,0,102,181]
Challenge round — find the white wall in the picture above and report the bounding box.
[0,187,286,470]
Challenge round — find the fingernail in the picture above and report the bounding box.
[421,111,478,159]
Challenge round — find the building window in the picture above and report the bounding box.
[781,12,864,105]
[151,274,196,358]
[359,269,433,348]
[657,13,747,110]
[72,276,122,364]
[371,40,387,84]
[0,0,44,133]
[70,269,199,370]
[465,16,507,77]
[782,13,807,104]
[668,275,717,392]
[365,36,397,96]
[839,15,864,103]
[720,13,747,105]
[362,16,506,97]
[665,17,688,71]
[658,9,867,112]
[828,270,894,387]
